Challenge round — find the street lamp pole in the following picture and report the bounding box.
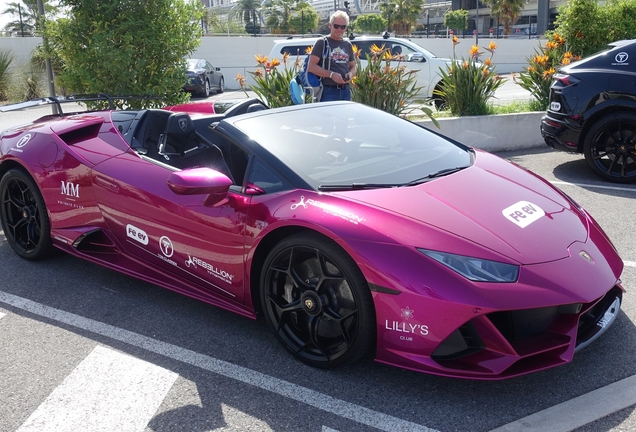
[475,0,479,45]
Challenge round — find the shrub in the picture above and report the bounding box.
[434,37,506,117]
[350,43,428,118]
[0,49,15,101]
[241,53,302,108]
[514,33,580,111]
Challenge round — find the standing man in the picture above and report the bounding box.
[307,11,356,102]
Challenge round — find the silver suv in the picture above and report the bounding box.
[269,36,452,100]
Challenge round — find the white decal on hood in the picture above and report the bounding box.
[502,201,545,228]
[290,195,365,225]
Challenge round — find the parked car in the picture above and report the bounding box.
[183,58,225,97]
[269,36,452,101]
[0,96,625,379]
[540,39,636,183]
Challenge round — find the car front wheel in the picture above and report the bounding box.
[0,168,55,260]
[584,112,636,183]
[203,79,211,97]
[260,232,375,368]
[217,77,225,94]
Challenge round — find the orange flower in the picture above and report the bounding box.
[561,58,571,65]
[527,65,535,72]
[543,67,555,78]
[235,73,246,88]
[469,45,481,58]
[563,52,573,59]
[305,46,312,55]
[370,44,384,54]
[255,54,268,65]
[546,41,558,50]
[269,58,281,68]
[452,35,459,45]
[488,41,497,51]
[484,58,491,66]
[282,52,290,65]
[462,61,468,69]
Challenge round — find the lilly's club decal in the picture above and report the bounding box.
[385,306,429,342]
[502,201,545,228]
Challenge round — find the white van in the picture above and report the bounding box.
[268,36,452,100]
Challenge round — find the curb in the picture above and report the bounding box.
[415,112,545,152]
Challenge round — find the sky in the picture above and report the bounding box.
[0,0,15,30]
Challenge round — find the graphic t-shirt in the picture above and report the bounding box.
[311,37,354,86]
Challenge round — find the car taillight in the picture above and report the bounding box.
[553,72,576,86]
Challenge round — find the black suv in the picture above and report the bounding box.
[540,40,636,183]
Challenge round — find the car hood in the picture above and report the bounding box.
[334,151,588,265]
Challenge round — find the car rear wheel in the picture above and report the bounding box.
[584,112,636,183]
[0,168,55,260]
[260,232,375,368]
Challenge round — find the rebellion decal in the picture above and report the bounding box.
[11,133,32,152]
[126,224,149,245]
[61,181,80,198]
[185,254,234,284]
[290,195,365,225]
[612,52,629,66]
[502,201,545,228]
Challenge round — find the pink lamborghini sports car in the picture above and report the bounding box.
[0,96,625,379]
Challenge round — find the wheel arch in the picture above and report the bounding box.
[577,102,636,152]
[248,225,375,318]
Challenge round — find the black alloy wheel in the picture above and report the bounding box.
[261,232,375,368]
[0,169,55,260]
[584,112,636,183]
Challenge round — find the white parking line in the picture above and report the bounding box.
[17,345,178,432]
[624,261,636,268]
[489,374,636,432]
[550,180,636,193]
[0,311,5,319]
[0,291,436,432]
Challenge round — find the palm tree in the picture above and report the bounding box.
[482,0,526,35]
[265,0,309,34]
[1,0,58,34]
[233,0,261,27]
[379,0,425,35]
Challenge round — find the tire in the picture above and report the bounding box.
[583,112,636,183]
[260,232,375,368]
[0,168,55,260]
[203,79,211,98]
[217,77,225,94]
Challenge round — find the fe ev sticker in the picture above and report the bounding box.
[502,201,545,228]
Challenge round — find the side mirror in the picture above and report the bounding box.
[167,167,232,206]
[410,53,426,63]
[215,67,221,71]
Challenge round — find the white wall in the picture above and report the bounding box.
[0,35,545,91]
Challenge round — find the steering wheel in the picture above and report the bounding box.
[316,134,348,163]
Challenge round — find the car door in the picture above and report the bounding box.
[206,60,220,89]
[91,151,248,303]
[389,41,432,96]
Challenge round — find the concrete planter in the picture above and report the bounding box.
[415,112,545,152]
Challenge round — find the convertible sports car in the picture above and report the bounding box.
[0,96,625,379]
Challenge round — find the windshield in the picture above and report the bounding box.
[232,103,473,190]
[187,59,199,69]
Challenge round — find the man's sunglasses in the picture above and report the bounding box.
[332,24,347,29]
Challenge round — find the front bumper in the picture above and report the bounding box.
[376,287,623,380]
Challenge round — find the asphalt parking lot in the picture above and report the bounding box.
[0,96,634,432]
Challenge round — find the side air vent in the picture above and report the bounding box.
[72,229,118,254]
[58,123,102,146]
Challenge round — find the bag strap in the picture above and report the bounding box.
[322,36,331,72]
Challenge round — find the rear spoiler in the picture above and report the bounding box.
[0,94,165,116]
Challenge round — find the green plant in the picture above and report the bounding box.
[12,68,44,101]
[42,0,204,109]
[514,34,578,111]
[434,38,506,117]
[351,43,436,122]
[443,9,468,35]
[242,53,302,108]
[0,48,15,101]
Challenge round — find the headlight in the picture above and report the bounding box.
[418,249,519,282]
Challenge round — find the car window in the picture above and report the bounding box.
[249,160,289,193]
[279,44,313,56]
[232,104,472,190]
